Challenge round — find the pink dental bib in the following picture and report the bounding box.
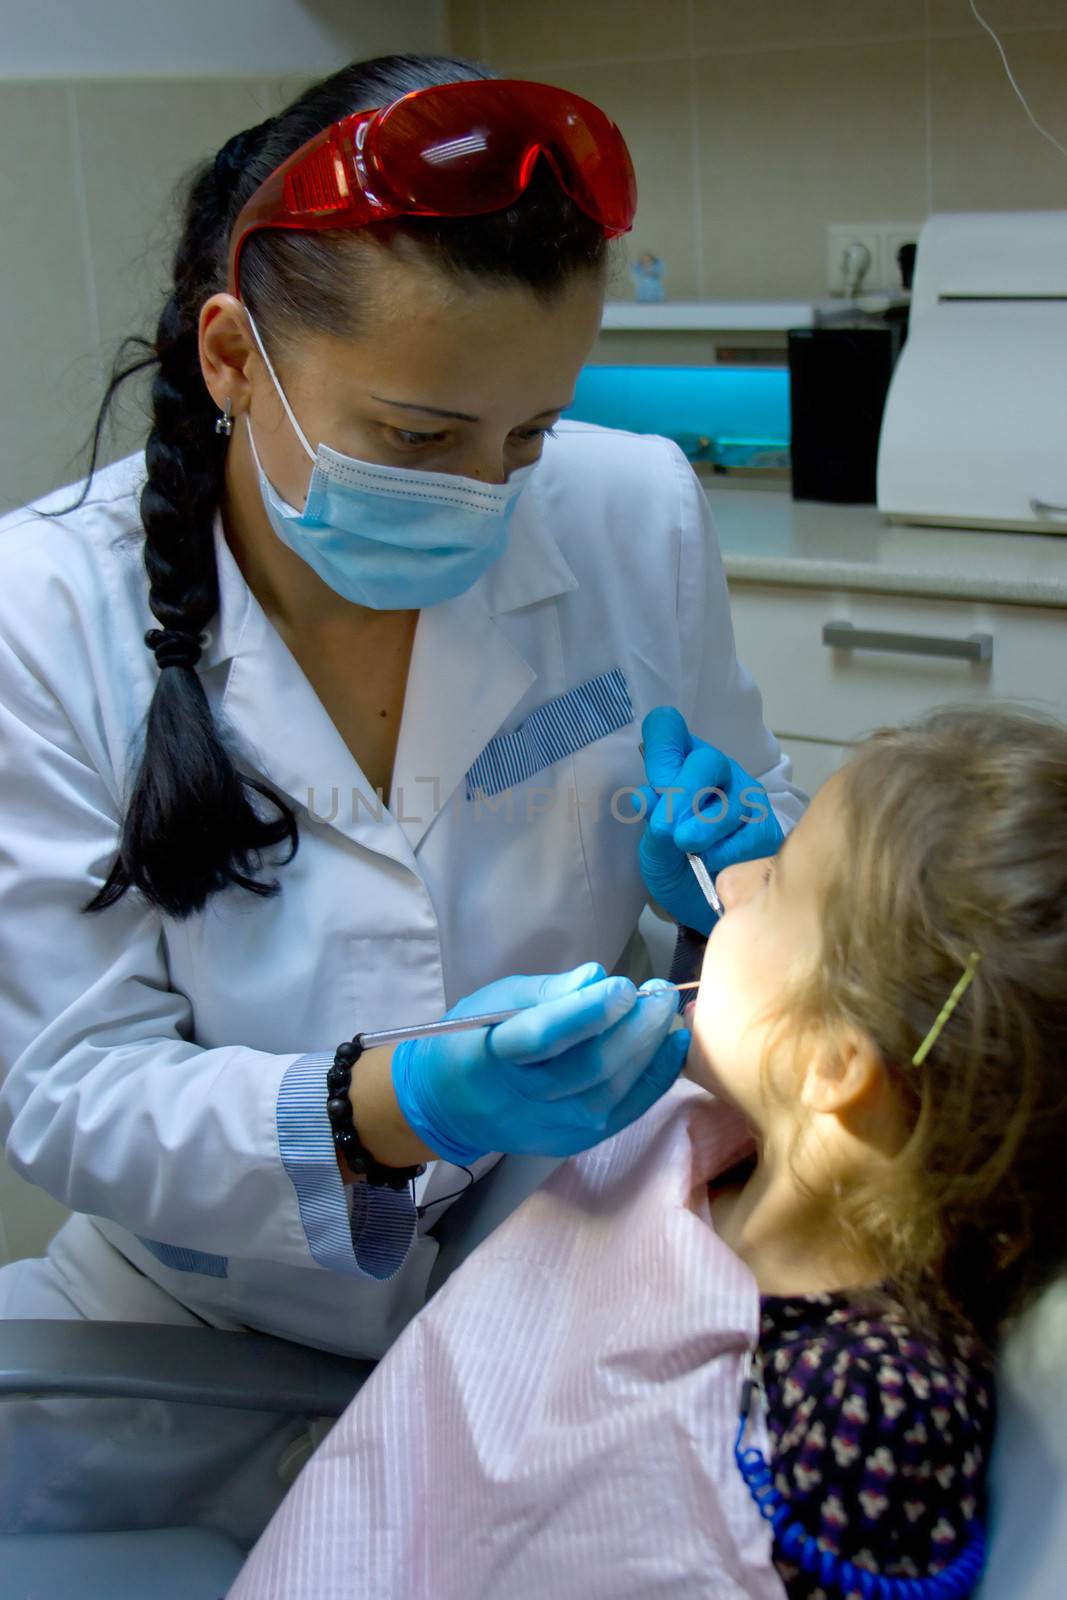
[231,1082,787,1599]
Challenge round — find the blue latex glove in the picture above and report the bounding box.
[392,964,689,1164]
[634,705,784,934]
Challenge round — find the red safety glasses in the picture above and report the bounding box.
[227,79,637,294]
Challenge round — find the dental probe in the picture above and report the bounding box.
[686,853,724,918]
[356,982,702,1051]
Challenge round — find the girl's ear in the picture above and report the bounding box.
[798,1027,883,1115]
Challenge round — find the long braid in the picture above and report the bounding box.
[86,155,297,917]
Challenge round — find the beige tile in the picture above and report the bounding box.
[930,0,1067,34]
[692,0,925,54]
[75,79,277,361]
[481,0,691,68]
[540,57,702,299]
[65,80,280,476]
[447,0,489,59]
[0,84,100,513]
[695,41,928,298]
[930,31,1067,208]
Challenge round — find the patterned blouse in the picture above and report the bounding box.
[759,1291,995,1600]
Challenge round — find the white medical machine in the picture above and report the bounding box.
[877,210,1067,533]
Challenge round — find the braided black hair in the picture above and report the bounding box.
[85,123,298,918]
[66,54,608,919]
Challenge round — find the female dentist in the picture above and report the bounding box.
[0,54,803,1540]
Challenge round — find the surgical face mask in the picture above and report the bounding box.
[242,312,538,611]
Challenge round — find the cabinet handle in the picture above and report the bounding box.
[822,621,993,663]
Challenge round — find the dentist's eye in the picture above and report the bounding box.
[387,427,446,449]
[511,424,557,443]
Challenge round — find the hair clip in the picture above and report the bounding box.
[912,951,982,1067]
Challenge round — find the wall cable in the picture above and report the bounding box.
[969,0,1067,161]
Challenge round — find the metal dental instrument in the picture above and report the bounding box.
[686,852,724,919]
[356,982,702,1051]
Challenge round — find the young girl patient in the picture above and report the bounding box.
[683,703,1066,1595]
[231,706,1067,1600]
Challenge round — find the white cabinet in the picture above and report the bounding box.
[729,581,1067,792]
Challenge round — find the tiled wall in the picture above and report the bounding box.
[1,20,440,514]
[1,78,297,516]
[447,0,1067,302]
[4,4,1065,513]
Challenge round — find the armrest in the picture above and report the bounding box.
[0,1321,375,1416]
[0,1159,557,1418]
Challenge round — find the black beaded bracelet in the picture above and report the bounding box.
[326,1037,427,1191]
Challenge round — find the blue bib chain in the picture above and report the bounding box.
[735,1354,987,1600]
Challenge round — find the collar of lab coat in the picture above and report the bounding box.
[200,486,578,858]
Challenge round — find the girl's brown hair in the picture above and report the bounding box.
[783,705,1067,1346]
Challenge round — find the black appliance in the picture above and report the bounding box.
[788,318,906,504]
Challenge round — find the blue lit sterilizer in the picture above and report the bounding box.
[564,363,791,471]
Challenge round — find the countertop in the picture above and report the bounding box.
[602,300,815,331]
[705,481,1067,609]
[600,296,906,332]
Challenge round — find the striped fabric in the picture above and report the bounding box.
[276,1050,417,1281]
[230,1083,786,1600]
[465,666,634,800]
[137,1238,228,1278]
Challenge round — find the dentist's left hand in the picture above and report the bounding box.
[392,965,689,1163]
[635,705,784,934]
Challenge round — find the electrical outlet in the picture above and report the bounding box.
[826,222,924,295]
[826,225,882,298]
[877,223,922,293]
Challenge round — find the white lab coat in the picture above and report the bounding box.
[0,420,804,1538]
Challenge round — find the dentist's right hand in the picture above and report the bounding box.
[392,964,688,1163]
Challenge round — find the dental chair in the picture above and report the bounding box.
[0,1152,561,1600]
[1,1154,1063,1600]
